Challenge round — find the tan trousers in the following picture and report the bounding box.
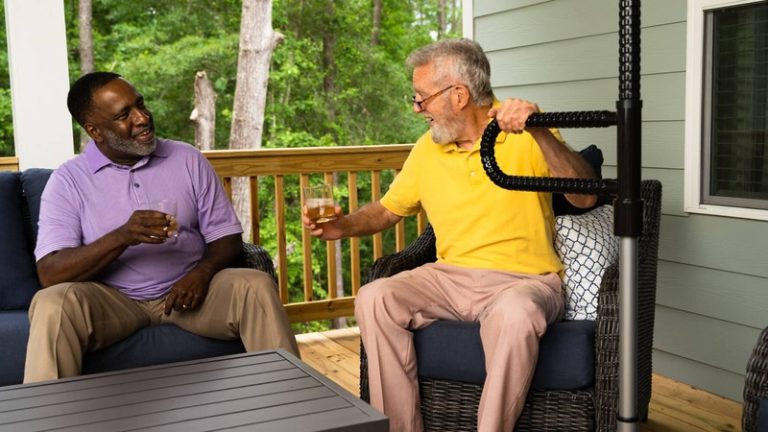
[354,263,563,432]
[24,268,299,383]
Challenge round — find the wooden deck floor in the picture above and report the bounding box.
[296,327,743,432]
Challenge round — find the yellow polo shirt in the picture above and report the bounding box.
[381,119,563,276]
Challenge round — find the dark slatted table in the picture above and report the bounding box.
[0,349,387,431]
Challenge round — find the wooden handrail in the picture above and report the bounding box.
[0,156,19,172]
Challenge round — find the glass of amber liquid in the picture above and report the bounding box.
[148,199,179,241]
[303,184,337,223]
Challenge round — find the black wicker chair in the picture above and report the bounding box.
[743,324,768,432]
[359,179,662,431]
[238,241,278,283]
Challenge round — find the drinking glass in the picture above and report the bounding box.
[303,184,337,223]
[147,199,179,241]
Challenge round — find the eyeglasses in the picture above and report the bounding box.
[411,85,455,111]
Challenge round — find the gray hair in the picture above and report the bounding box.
[406,38,494,106]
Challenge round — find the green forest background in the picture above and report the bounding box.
[1,0,462,331]
[1,0,461,155]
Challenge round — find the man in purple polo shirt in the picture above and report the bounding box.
[24,72,299,383]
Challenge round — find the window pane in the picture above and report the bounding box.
[705,2,768,208]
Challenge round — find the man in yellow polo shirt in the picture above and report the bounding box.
[303,38,597,432]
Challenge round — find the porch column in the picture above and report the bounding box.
[4,0,73,169]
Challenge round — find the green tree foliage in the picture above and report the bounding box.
[59,0,460,149]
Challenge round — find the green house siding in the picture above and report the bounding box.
[472,0,767,401]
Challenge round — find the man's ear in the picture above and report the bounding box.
[83,122,101,142]
[454,85,471,110]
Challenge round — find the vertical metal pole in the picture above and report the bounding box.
[616,1,644,430]
[618,239,640,431]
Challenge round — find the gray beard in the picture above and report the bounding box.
[432,104,464,144]
[431,124,456,144]
[430,114,463,144]
[103,128,156,156]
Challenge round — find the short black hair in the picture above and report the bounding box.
[67,72,122,126]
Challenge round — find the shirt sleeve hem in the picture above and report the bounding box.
[35,242,80,262]
[380,195,413,217]
[203,225,244,244]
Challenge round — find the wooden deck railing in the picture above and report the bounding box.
[203,145,421,323]
[3,146,419,324]
[0,156,19,171]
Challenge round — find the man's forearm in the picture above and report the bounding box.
[530,129,598,208]
[339,202,402,237]
[190,234,242,280]
[36,229,130,288]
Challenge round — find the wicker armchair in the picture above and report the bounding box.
[359,179,662,431]
[743,325,768,432]
[238,241,278,283]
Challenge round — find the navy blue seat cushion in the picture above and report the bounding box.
[0,311,31,386]
[759,398,768,432]
[0,172,41,310]
[414,319,595,390]
[0,314,244,386]
[82,324,245,374]
[19,168,53,243]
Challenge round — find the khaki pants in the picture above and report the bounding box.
[355,263,563,432]
[24,268,299,383]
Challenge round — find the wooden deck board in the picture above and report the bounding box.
[296,327,743,432]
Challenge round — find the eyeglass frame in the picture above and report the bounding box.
[411,84,457,111]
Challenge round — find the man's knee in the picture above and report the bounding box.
[29,282,81,316]
[355,280,381,309]
[212,268,279,302]
[355,278,397,320]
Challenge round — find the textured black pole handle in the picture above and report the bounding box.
[526,110,618,128]
[479,119,615,196]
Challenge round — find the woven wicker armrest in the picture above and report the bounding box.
[594,262,621,427]
[233,242,278,284]
[367,225,437,282]
[743,325,768,432]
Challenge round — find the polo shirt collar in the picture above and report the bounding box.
[84,138,169,173]
[437,98,508,153]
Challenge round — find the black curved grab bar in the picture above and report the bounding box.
[526,110,617,128]
[479,119,617,196]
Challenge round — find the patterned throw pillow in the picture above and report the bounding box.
[555,204,618,321]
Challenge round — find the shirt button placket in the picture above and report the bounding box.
[130,171,148,208]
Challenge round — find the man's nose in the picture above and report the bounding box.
[131,108,150,124]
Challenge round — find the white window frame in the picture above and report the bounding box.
[684,0,768,221]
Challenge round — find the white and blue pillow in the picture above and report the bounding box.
[555,204,617,321]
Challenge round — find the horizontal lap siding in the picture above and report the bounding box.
[474,0,765,400]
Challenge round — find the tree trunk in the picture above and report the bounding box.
[323,0,336,124]
[450,0,462,35]
[371,0,382,46]
[78,0,93,152]
[229,0,283,242]
[78,0,93,76]
[438,0,446,39]
[332,237,346,328]
[190,71,217,151]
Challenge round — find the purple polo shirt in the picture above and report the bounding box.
[35,139,243,300]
